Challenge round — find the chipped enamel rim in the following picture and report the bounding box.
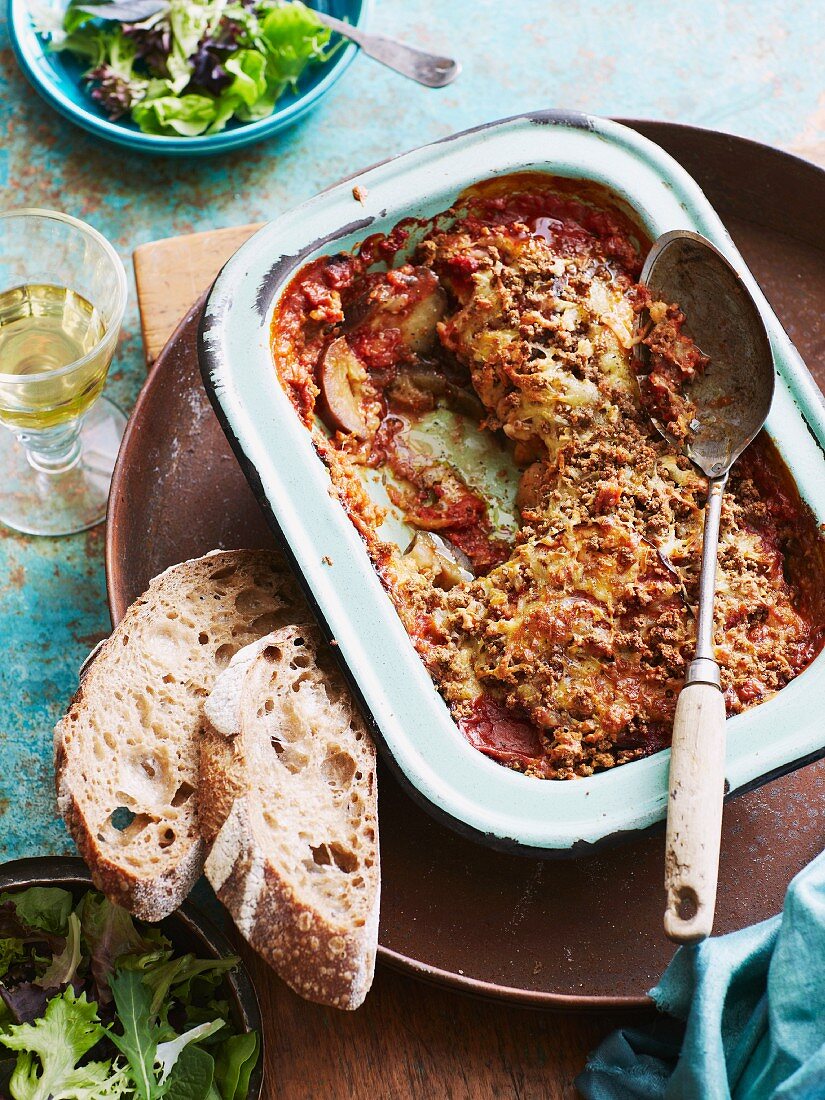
[199,111,825,853]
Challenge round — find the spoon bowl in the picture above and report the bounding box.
[635,230,774,478]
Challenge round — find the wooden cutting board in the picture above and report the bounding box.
[132,227,628,1100]
[135,224,261,364]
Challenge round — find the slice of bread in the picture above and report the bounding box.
[54,550,307,921]
[201,625,380,1010]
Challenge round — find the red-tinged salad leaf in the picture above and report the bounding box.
[35,0,337,136]
[190,38,231,93]
[86,29,149,117]
[0,983,55,1027]
[77,894,156,1004]
[125,21,173,76]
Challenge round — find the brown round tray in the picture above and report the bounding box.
[107,122,825,1009]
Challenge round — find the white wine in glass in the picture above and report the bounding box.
[0,211,127,536]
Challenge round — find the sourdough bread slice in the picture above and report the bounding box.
[201,625,380,1010]
[54,550,306,921]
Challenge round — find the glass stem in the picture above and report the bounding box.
[19,418,84,474]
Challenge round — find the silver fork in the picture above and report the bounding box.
[315,11,461,87]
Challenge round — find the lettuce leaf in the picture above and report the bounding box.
[259,0,332,87]
[164,1044,214,1100]
[213,1031,259,1100]
[9,1053,127,1100]
[0,889,73,938]
[205,48,270,131]
[224,48,267,107]
[132,92,217,135]
[0,938,28,981]
[36,912,82,990]
[0,988,113,1100]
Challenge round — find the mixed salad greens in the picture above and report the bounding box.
[0,886,259,1100]
[34,0,337,136]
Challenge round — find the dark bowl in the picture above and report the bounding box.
[0,856,264,1100]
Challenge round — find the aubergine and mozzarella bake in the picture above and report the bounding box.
[271,173,825,780]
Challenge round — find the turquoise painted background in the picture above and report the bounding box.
[0,0,823,858]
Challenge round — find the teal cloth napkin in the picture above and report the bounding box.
[577,850,825,1099]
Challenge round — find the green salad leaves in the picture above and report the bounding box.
[35,0,338,136]
[0,887,259,1100]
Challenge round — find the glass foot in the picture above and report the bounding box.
[0,396,127,536]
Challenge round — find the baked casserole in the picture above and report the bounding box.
[271,173,825,780]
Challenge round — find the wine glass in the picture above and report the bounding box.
[0,209,127,536]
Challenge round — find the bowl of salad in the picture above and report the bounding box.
[0,857,263,1100]
[8,0,369,154]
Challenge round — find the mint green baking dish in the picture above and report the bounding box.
[199,111,825,854]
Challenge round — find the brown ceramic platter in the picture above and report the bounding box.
[107,122,825,1009]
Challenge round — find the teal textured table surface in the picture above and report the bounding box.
[1,0,823,859]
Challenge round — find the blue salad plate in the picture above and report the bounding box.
[7,0,370,155]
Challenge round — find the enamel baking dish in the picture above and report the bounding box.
[199,111,825,854]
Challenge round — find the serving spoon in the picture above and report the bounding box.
[634,230,774,944]
[314,11,461,88]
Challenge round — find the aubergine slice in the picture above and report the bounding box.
[319,337,369,438]
[348,268,448,356]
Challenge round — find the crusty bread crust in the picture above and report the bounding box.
[54,550,306,921]
[198,638,269,848]
[197,725,241,851]
[202,626,380,1010]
